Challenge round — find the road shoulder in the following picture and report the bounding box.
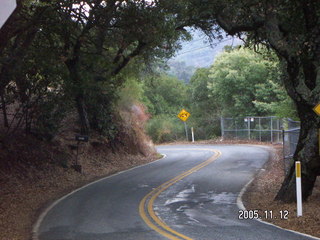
[242,145,320,238]
[0,151,160,240]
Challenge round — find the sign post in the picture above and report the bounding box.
[295,161,302,217]
[177,109,190,141]
[73,134,89,173]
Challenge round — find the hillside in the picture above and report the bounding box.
[167,31,243,82]
[0,104,158,240]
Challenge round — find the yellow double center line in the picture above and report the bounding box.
[139,148,222,240]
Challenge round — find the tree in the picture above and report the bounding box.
[187,68,220,139]
[183,0,320,202]
[207,47,285,117]
[189,68,212,109]
[0,0,191,139]
[137,71,190,143]
[53,0,188,134]
[143,73,188,116]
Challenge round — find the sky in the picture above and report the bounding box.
[171,30,243,67]
[0,0,16,28]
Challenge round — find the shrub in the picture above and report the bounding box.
[146,114,186,143]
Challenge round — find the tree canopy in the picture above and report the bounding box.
[182,0,320,202]
[1,0,319,202]
[0,0,191,140]
[208,47,291,117]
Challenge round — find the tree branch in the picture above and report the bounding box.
[112,41,147,76]
[215,13,264,36]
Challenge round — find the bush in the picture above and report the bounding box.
[187,116,221,140]
[146,115,186,143]
[32,94,70,140]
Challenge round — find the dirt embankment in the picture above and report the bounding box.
[0,133,159,240]
[243,145,320,238]
[0,101,158,240]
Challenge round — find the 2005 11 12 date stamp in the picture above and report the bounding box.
[238,210,289,220]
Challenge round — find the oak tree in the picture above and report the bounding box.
[184,0,320,202]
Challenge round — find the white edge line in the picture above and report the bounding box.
[32,153,167,240]
[237,177,320,240]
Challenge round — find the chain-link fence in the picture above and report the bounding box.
[282,118,300,172]
[221,116,282,143]
[221,116,301,173]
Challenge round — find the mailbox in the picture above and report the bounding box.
[75,135,89,142]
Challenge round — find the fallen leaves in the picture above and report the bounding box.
[243,145,320,238]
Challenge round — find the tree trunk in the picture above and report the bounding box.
[65,54,90,136]
[1,94,9,128]
[275,103,320,202]
[75,93,90,135]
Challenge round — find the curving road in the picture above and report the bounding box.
[34,145,318,240]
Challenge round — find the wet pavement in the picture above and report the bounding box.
[35,145,319,240]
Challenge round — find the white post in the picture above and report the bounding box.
[191,127,195,142]
[296,161,303,217]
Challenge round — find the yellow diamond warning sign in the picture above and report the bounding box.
[313,103,320,116]
[177,109,190,122]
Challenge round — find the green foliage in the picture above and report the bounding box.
[136,72,191,142]
[117,77,145,109]
[85,82,118,139]
[0,0,194,141]
[187,68,220,139]
[143,74,188,115]
[189,68,211,108]
[32,93,70,140]
[272,98,298,120]
[146,114,185,143]
[207,47,295,117]
[187,116,221,140]
[142,47,297,142]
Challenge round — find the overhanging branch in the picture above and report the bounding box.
[112,41,147,76]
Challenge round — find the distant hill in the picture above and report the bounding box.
[167,31,243,82]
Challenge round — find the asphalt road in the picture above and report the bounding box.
[35,145,318,240]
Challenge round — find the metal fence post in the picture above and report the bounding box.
[259,117,262,142]
[221,116,300,146]
[282,129,286,174]
[270,117,273,143]
[220,116,224,140]
[235,119,238,138]
[248,117,251,140]
[277,119,280,142]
